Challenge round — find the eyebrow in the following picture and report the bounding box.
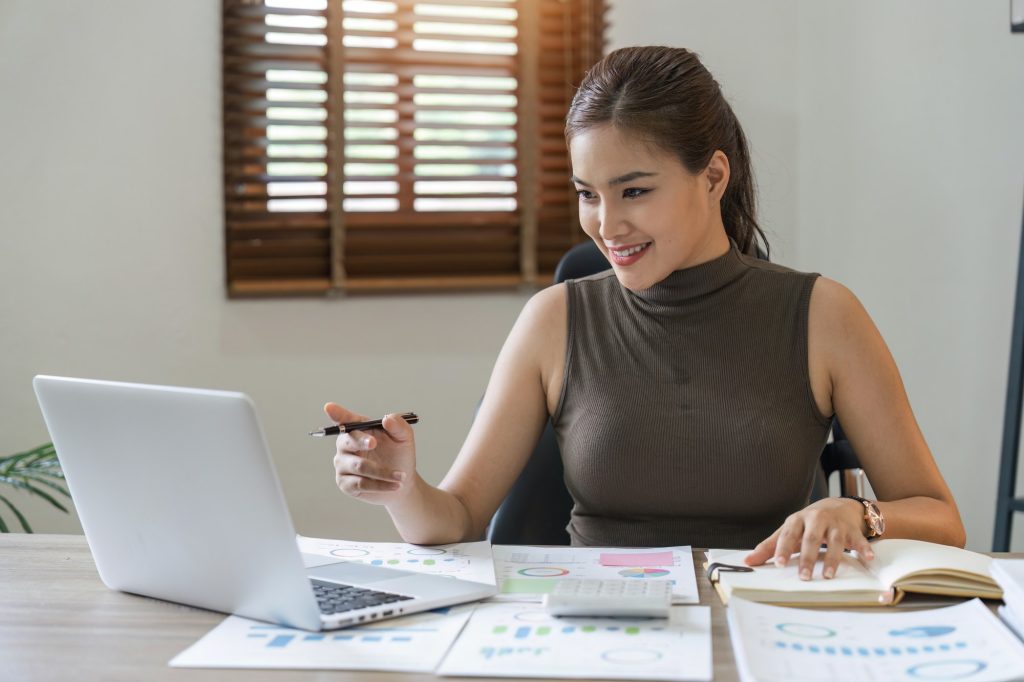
[571,171,659,187]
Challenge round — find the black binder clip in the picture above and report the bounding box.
[705,562,755,584]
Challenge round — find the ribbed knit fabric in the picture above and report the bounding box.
[552,244,832,549]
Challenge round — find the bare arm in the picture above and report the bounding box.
[747,277,965,577]
[330,284,567,545]
[814,277,965,545]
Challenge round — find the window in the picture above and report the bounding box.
[223,0,606,296]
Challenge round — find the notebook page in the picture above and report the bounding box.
[707,548,884,597]
[864,539,993,590]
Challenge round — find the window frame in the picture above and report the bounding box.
[222,0,606,297]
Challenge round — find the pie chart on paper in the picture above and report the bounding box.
[618,568,671,578]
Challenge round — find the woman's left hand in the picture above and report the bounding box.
[744,498,875,580]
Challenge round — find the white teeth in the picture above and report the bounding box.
[612,243,649,257]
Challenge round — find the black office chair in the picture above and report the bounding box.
[486,240,865,545]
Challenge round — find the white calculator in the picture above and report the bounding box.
[542,578,672,618]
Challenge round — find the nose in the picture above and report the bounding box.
[597,202,628,241]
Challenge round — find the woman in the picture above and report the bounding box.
[325,46,965,581]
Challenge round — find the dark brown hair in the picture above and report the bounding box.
[565,46,768,258]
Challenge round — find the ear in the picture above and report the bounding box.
[704,150,730,201]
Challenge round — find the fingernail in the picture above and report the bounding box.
[824,567,835,579]
[393,471,405,482]
[774,556,786,567]
[799,568,811,580]
[866,550,875,559]
[362,438,373,449]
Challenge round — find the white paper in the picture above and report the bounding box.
[727,597,1024,682]
[999,605,1024,643]
[297,535,497,586]
[437,602,711,681]
[491,545,699,604]
[170,605,474,671]
[707,548,889,601]
[993,559,1024,609]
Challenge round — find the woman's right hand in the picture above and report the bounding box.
[324,403,417,506]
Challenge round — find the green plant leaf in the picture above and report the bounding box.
[12,471,70,499]
[0,444,70,528]
[0,445,59,475]
[3,443,55,458]
[0,492,31,533]
[0,476,69,514]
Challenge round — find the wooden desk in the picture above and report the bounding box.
[0,535,1013,682]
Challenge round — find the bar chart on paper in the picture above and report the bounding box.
[437,602,712,681]
[491,545,699,603]
[727,598,1024,682]
[170,606,474,672]
[296,536,496,586]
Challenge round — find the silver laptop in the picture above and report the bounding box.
[32,375,495,631]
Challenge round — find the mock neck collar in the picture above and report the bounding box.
[629,242,747,306]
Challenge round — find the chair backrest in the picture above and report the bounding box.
[486,240,861,545]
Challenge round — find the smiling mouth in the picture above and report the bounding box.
[609,242,651,258]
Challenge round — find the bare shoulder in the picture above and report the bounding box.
[506,283,568,353]
[509,283,568,412]
[807,276,887,417]
[808,275,869,336]
[521,281,567,324]
[496,283,568,367]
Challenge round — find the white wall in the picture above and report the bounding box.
[0,0,529,541]
[795,1,1024,550]
[3,1,1024,551]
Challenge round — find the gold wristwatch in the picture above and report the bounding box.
[846,496,885,539]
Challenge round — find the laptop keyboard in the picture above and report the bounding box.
[311,578,414,615]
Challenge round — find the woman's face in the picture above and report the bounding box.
[569,125,730,291]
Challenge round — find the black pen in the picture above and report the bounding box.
[308,412,419,437]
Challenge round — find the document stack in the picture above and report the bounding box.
[992,559,1024,641]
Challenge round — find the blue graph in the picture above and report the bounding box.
[906,660,987,680]
[245,624,438,649]
[773,640,969,657]
[775,622,836,638]
[480,646,550,659]
[890,626,957,638]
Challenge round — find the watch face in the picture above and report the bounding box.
[867,504,885,536]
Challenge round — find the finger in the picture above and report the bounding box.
[338,431,376,454]
[380,412,414,443]
[335,453,401,484]
[797,522,825,580]
[324,402,369,425]
[745,530,781,566]
[773,518,804,568]
[821,527,845,579]
[852,533,875,562]
[336,474,401,497]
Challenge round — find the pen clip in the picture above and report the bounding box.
[705,561,754,584]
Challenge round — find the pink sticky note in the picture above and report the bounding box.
[599,551,675,567]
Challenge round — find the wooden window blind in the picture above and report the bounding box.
[223,0,606,296]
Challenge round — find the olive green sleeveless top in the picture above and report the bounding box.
[552,244,832,549]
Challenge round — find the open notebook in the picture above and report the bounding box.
[707,539,1001,607]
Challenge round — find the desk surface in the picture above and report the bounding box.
[0,535,1015,682]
